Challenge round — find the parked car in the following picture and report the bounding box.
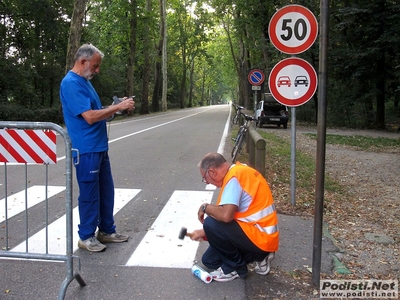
[255,93,289,129]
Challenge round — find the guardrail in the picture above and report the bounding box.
[246,126,266,177]
[0,121,86,299]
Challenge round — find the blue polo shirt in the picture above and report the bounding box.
[60,71,108,156]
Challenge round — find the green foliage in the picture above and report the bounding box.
[0,0,399,129]
[83,0,137,98]
[0,104,61,123]
[0,0,71,111]
[327,1,400,128]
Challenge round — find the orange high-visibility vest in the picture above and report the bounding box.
[216,162,279,252]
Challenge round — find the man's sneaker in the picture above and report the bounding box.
[78,237,106,252]
[254,252,275,275]
[210,267,240,282]
[97,231,129,243]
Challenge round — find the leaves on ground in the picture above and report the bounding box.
[250,126,399,299]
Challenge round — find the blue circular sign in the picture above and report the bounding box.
[248,69,265,86]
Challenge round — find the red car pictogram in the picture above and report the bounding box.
[277,76,291,87]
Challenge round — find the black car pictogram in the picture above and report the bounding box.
[294,75,308,87]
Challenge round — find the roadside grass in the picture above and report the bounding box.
[305,133,400,151]
[228,129,375,215]
[253,131,346,215]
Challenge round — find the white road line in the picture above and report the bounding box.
[0,185,66,222]
[217,104,232,155]
[125,190,213,269]
[203,103,231,192]
[56,107,215,162]
[205,184,216,190]
[9,188,141,255]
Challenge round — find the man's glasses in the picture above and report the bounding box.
[201,168,209,184]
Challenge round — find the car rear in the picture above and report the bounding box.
[256,94,289,129]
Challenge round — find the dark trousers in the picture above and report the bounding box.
[202,216,269,277]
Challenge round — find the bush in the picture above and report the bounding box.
[0,104,62,124]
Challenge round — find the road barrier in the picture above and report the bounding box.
[246,126,266,177]
[0,121,86,299]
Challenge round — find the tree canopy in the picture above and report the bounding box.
[0,0,399,129]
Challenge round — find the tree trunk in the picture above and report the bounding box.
[188,57,194,107]
[152,42,162,112]
[126,0,137,99]
[65,0,87,73]
[152,0,164,113]
[375,52,385,129]
[140,0,151,115]
[161,0,168,112]
[375,0,386,129]
[180,43,187,109]
[200,66,206,106]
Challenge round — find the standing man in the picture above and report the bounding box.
[60,44,135,252]
[191,153,279,282]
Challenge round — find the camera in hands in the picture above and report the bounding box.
[105,95,135,122]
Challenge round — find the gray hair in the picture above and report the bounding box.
[199,152,227,170]
[74,44,104,63]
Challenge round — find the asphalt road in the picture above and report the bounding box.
[1,104,253,299]
[0,105,337,299]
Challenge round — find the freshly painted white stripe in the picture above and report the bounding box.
[0,185,65,222]
[217,104,232,155]
[204,104,232,192]
[205,183,216,190]
[125,190,213,269]
[10,188,141,254]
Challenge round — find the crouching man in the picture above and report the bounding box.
[191,152,279,282]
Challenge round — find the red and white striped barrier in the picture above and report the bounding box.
[0,129,57,164]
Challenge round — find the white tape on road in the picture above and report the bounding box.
[125,190,213,269]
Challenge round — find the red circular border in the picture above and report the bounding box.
[268,58,317,107]
[268,4,318,54]
[248,69,265,86]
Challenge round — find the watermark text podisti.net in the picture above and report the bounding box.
[320,279,398,299]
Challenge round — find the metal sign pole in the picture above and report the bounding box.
[290,107,296,205]
[254,90,257,113]
[312,0,329,287]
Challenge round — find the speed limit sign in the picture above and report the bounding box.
[268,4,318,54]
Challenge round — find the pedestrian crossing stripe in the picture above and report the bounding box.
[9,188,141,255]
[1,186,215,269]
[0,185,66,223]
[125,190,213,269]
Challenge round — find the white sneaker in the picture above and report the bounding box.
[210,267,240,282]
[254,252,275,275]
[97,231,129,243]
[78,237,106,252]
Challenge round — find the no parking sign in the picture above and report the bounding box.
[248,69,265,86]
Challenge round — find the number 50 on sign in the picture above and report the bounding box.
[268,4,318,55]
